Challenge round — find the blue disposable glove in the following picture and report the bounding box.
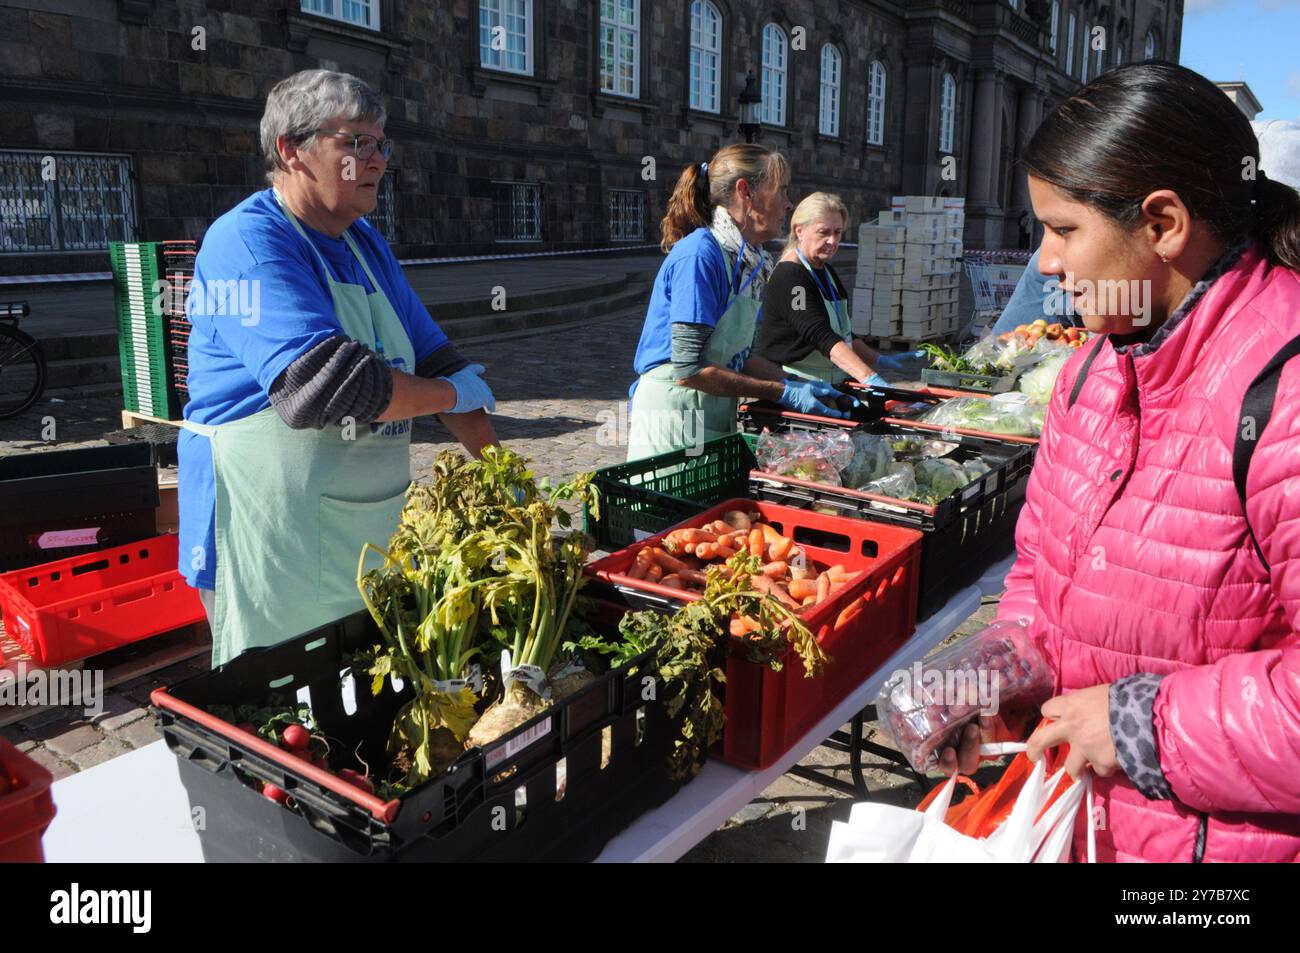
[861,373,890,390]
[439,363,497,414]
[873,349,929,383]
[779,378,851,418]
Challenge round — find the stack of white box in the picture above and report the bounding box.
[859,196,964,340]
[852,221,907,336]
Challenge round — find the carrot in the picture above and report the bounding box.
[729,615,763,638]
[827,565,852,584]
[713,539,740,559]
[645,563,664,583]
[693,542,717,560]
[802,595,818,607]
[769,537,794,561]
[625,561,648,581]
[680,568,710,588]
[648,548,689,574]
[789,564,812,582]
[704,520,729,535]
[717,531,747,549]
[760,560,789,579]
[788,578,819,601]
[758,523,785,545]
[747,528,765,558]
[659,573,684,589]
[817,572,832,604]
[769,581,801,609]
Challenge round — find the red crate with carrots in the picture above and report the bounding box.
[585,499,922,769]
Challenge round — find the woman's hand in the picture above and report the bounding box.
[1026,684,1119,779]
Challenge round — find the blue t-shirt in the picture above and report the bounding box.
[177,188,455,589]
[630,228,733,391]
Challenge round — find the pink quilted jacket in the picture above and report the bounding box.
[997,244,1300,862]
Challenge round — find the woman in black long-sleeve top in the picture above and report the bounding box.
[756,192,898,385]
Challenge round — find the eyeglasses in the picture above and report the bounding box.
[312,129,394,162]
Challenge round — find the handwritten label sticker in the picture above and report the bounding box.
[37,527,100,549]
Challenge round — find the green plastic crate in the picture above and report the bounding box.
[584,432,758,551]
[110,241,184,419]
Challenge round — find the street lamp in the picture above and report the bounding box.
[739,71,762,143]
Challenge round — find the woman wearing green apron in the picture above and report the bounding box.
[178,70,498,665]
[626,146,852,460]
[756,192,926,388]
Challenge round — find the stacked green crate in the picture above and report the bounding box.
[109,241,182,419]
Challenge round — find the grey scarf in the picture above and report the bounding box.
[709,205,774,303]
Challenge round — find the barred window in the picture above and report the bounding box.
[599,0,640,98]
[608,189,644,242]
[361,171,396,243]
[0,150,138,254]
[493,181,542,242]
[480,0,533,76]
[300,0,379,31]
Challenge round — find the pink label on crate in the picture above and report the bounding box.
[37,527,101,549]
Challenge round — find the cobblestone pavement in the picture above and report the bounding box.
[0,302,1008,862]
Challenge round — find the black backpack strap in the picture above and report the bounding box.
[1233,332,1300,569]
[1067,337,1105,410]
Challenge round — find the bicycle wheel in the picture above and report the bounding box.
[0,324,46,420]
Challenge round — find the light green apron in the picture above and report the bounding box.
[626,241,761,460]
[781,252,852,386]
[184,191,416,666]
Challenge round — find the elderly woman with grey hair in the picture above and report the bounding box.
[178,69,498,665]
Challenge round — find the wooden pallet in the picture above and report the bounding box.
[121,409,183,430]
[0,620,210,728]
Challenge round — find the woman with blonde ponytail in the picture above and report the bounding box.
[626,144,852,459]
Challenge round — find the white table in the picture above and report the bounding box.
[42,553,1016,864]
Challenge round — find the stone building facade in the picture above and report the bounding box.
[0,0,1183,275]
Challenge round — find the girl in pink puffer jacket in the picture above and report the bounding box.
[944,63,1300,862]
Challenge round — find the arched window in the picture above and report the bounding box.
[867,60,887,146]
[1144,29,1158,60]
[1082,22,1091,82]
[598,0,640,98]
[689,1,722,113]
[1066,12,1076,75]
[1049,1,1060,54]
[939,73,956,154]
[819,45,842,137]
[760,23,788,126]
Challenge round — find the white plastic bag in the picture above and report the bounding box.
[825,743,1095,863]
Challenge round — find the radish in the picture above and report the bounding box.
[261,782,289,805]
[338,768,375,795]
[281,724,310,750]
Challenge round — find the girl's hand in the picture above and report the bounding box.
[1026,684,1119,779]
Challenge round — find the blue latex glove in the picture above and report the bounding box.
[780,378,851,418]
[873,349,929,383]
[862,373,890,389]
[439,363,497,414]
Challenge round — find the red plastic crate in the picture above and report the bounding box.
[585,499,922,769]
[0,736,56,862]
[0,534,204,668]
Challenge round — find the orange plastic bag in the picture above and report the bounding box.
[919,744,1071,838]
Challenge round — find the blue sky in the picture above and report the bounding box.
[1180,0,1300,119]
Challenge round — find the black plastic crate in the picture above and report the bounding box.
[102,424,180,469]
[584,432,758,551]
[747,428,1032,620]
[150,604,688,862]
[0,444,159,571]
